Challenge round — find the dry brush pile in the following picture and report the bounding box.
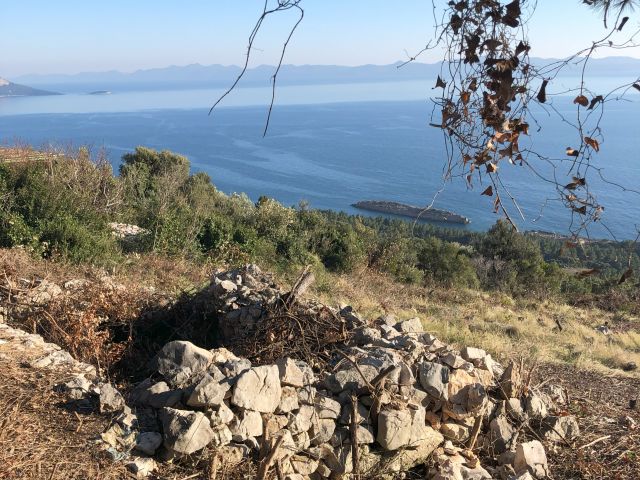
[44,265,586,479]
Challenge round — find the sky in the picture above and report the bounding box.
[1,1,638,78]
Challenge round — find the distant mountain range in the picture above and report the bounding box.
[8,56,640,94]
[0,77,59,97]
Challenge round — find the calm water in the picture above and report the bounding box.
[1,82,638,239]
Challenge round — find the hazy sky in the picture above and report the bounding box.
[1,1,637,78]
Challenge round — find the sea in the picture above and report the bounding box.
[1,79,639,240]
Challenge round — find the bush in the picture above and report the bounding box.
[417,237,479,288]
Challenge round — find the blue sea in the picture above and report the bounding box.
[1,80,638,239]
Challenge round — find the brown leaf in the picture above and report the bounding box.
[515,41,530,56]
[633,83,640,92]
[584,136,600,152]
[494,132,511,143]
[486,163,498,173]
[536,79,548,103]
[573,205,587,215]
[434,76,447,89]
[450,14,463,35]
[566,147,580,157]
[461,91,471,104]
[573,95,589,107]
[618,267,633,285]
[481,185,494,196]
[502,0,521,28]
[588,95,604,110]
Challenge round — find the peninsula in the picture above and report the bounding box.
[352,200,470,224]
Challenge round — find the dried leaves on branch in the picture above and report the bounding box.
[418,0,640,242]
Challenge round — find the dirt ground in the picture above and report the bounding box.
[0,327,129,480]
[535,364,640,480]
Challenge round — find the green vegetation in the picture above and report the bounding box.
[0,146,638,307]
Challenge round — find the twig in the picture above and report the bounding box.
[578,434,611,450]
[350,394,360,478]
[257,434,285,480]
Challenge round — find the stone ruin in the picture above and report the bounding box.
[57,265,579,479]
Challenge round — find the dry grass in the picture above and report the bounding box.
[0,347,128,479]
[312,268,640,378]
[534,364,640,479]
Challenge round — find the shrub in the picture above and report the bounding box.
[417,237,479,288]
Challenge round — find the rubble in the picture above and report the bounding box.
[46,265,575,478]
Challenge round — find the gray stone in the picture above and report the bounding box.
[441,422,470,442]
[186,373,230,408]
[231,365,282,413]
[377,408,433,450]
[324,364,379,393]
[489,416,515,454]
[395,317,423,333]
[290,454,320,475]
[314,395,341,419]
[309,418,336,446]
[514,440,548,478]
[289,404,314,434]
[160,407,215,455]
[126,457,156,477]
[525,393,549,419]
[153,341,213,386]
[277,357,305,387]
[277,386,300,414]
[99,383,125,413]
[221,358,252,382]
[134,381,182,409]
[541,415,580,443]
[419,361,449,400]
[135,432,163,456]
[461,346,487,363]
[230,410,263,441]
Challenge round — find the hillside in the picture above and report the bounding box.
[0,145,639,478]
[12,56,640,93]
[0,77,59,97]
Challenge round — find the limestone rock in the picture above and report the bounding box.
[309,418,336,445]
[489,416,515,454]
[231,365,282,413]
[135,432,163,456]
[419,361,450,400]
[541,415,580,443]
[277,357,305,387]
[377,409,412,450]
[186,373,230,408]
[395,317,423,333]
[230,410,263,441]
[278,386,300,414]
[99,383,125,413]
[514,440,548,478]
[153,341,213,386]
[324,364,379,393]
[160,407,215,455]
[126,457,156,478]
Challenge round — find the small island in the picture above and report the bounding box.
[88,90,112,95]
[352,200,470,224]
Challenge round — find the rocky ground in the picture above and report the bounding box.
[3,264,637,479]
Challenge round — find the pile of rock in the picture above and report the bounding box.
[58,266,578,479]
[108,223,149,239]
